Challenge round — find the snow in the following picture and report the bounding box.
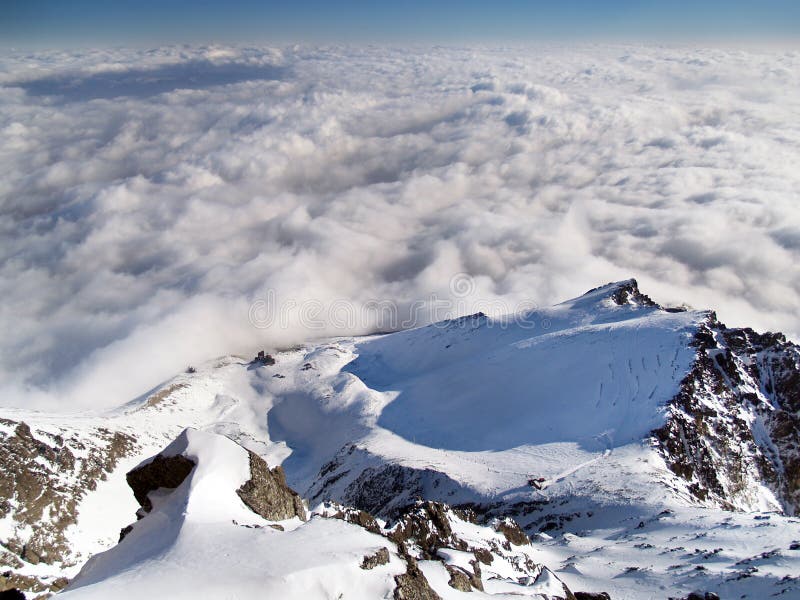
[3,281,800,598]
[297,288,703,508]
[66,454,144,564]
[62,516,404,600]
[528,505,800,600]
[60,429,405,600]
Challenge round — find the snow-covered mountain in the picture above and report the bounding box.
[1,280,799,599]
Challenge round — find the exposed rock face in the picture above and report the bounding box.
[311,448,473,518]
[494,517,531,547]
[360,547,390,570]
[326,505,382,534]
[387,502,571,598]
[125,438,306,523]
[318,499,574,599]
[142,383,189,409]
[387,501,467,559]
[0,419,135,597]
[606,278,658,308]
[236,453,306,522]
[254,351,276,365]
[445,565,473,591]
[574,593,611,600]
[393,552,441,600]
[126,454,196,513]
[654,315,800,514]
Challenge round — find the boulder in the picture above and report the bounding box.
[126,454,196,513]
[360,547,390,570]
[236,452,306,521]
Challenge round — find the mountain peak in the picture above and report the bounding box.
[568,278,660,310]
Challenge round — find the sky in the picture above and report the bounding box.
[3,0,800,47]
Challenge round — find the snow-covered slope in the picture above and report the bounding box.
[1,279,799,599]
[59,428,573,600]
[58,428,406,600]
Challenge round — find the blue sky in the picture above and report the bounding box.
[3,1,800,47]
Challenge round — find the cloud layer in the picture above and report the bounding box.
[1,44,799,410]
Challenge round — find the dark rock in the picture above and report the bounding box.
[472,547,493,565]
[445,565,473,592]
[653,315,800,515]
[575,593,611,600]
[682,593,720,600]
[311,447,473,518]
[0,419,135,596]
[495,518,530,546]
[388,502,467,559]
[610,280,658,307]
[254,351,276,366]
[19,547,38,566]
[340,463,463,517]
[393,550,441,600]
[126,454,196,513]
[50,577,69,591]
[468,561,484,592]
[361,547,390,570]
[452,506,479,524]
[118,525,133,542]
[0,589,26,600]
[583,279,658,308]
[236,452,306,522]
[330,507,381,534]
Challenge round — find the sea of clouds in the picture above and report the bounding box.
[1,43,799,410]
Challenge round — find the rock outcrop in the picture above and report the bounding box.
[236,452,306,521]
[123,430,306,524]
[654,314,800,514]
[126,454,196,513]
[322,500,575,599]
[0,419,135,597]
[393,553,441,600]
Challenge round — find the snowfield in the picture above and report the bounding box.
[1,281,799,599]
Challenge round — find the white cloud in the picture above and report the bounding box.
[1,43,799,410]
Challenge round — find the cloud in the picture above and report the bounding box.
[1,43,799,411]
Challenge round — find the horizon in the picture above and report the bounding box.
[4,0,800,49]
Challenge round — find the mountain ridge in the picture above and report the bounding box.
[1,279,799,599]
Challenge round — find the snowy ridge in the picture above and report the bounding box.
[1,279,799,599]
[59,429,408,600]
[61,429,574,600]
